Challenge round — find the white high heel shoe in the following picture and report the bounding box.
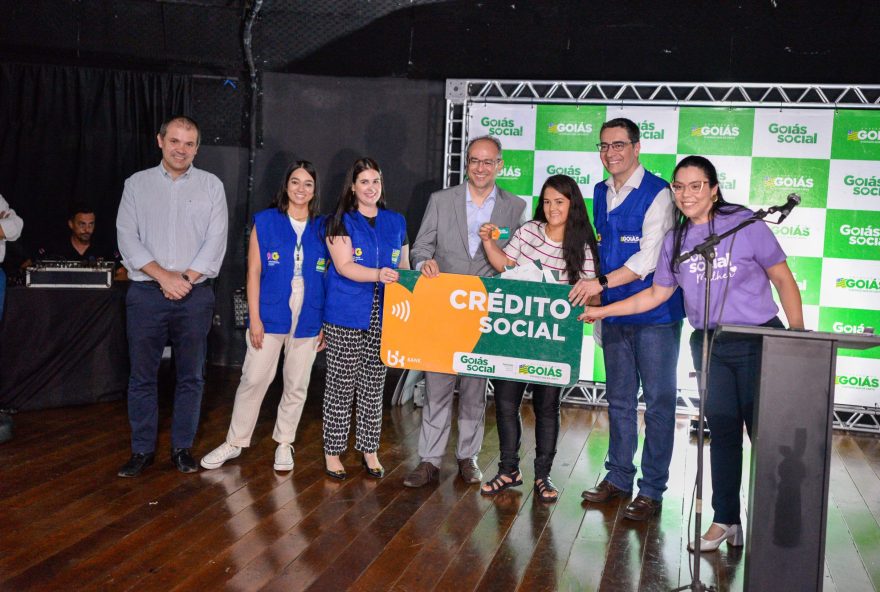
[688,522,744,552]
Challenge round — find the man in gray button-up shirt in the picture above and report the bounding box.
[116,115,228,478]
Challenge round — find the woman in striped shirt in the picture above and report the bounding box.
[478,174,600,502]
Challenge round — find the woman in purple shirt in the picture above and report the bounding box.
[582,155,803,552]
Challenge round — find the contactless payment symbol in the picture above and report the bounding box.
[390,299,411,322]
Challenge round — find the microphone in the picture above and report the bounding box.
[768,193,801,223]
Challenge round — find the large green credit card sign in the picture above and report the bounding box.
[381,271,583,386]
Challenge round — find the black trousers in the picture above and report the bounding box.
[493,379,562,479]
[689,316,784,524]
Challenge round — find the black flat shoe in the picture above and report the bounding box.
[325,467,347,480]
[171,448,198,474]
[117,452,155,478]
[362,457,384,479]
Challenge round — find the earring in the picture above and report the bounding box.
[712,195,718,203]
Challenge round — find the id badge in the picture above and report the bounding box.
[491,226,511,240]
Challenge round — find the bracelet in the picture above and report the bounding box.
[182,273,193,284]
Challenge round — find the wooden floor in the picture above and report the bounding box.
[1,365,879,592]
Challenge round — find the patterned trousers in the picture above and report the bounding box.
[322,289,386,455]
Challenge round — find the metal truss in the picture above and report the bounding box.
[443,79,880,435]
[832,405,880,435]
[443,78,880,186]
[558,382,699,415]
[395,371,880,435]
[558,381,880,435]
[447,80,880,108]
[443,99,467,188]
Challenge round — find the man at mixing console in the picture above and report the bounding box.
[37,203,127,280]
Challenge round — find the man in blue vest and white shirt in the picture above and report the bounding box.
[570,118,684,521]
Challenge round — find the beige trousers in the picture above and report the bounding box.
[226,277,319,447]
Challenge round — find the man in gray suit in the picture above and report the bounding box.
[404,136,527,488]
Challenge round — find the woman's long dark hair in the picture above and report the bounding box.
[533,174,600,285]
[327,157,386,240]
[669,155,748,273]
[271,160,320,219]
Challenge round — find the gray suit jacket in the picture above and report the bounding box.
[411,183,527,277]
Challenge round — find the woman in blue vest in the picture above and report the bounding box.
[201,161,327,472]
[322,157,408,479]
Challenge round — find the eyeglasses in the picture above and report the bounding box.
[467,157,501,168]
[596,141,635,153]
[670,181,708,194]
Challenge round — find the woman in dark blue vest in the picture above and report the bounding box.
[322,157,408,479]
[201,161,327,472]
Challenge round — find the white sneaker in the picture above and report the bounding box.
[274,443,294,471]
[200,442,242,469]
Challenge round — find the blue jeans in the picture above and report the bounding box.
[602,320,682,500]
[690,317,783,524]
[126,281,215,453]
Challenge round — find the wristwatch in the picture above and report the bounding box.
[597,274,609,289]
[182,273,193,284]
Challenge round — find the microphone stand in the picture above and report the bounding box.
[671,207,772,592]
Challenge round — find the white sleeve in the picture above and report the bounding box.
[622,186,676,279]
[0,195,24,242]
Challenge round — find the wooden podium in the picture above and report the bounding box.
[716,325,880,591]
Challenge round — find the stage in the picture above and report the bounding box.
[0,366,878,591]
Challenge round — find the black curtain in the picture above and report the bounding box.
[0,62,191,258]
[259,73,446,244]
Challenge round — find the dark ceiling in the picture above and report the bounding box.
[1,0,878,83]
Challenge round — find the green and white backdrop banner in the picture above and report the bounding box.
[467,103,880,407]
